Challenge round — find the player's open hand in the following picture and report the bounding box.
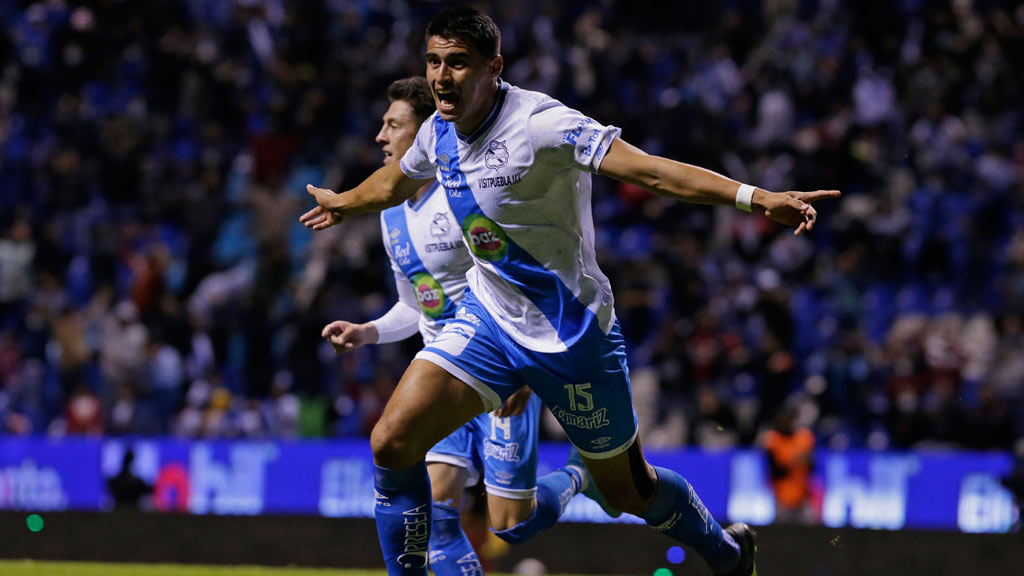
[322,320,378,353]
[759,189,841,236]
[300,185,343,231]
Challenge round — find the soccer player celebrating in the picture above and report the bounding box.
[303,7,839,576]
[320,76,598,575]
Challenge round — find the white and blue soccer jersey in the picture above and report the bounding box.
[380,181,472,343]
[400,81,622,354]
[379,179,542,497]
[401,81,639,459]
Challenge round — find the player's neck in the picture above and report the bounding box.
[454,81,500,135]
[410,181,432,203]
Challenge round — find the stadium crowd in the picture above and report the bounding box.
[1,0,1022,455]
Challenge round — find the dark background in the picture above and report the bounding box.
[1,512,1021,575]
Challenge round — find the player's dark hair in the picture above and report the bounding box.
[387,76,435,124]
[425,6,500,59]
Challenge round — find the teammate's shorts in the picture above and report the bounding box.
[427,394,541,500]
[417,290,638,459]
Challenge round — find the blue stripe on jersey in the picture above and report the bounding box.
[382,199,459,321]
[434,116,597,347]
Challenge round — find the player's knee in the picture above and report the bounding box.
[485,495,533,532]
[488,509,530,532]
[489,517,516,533]
[370,421,421,468]
[490,514,537,545]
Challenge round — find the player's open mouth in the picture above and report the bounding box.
[436,90,459,112]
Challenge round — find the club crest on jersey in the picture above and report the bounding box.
[485,139,509,170]
[462,214,509,261]
[430,212,451,238]
[411,272,445,318]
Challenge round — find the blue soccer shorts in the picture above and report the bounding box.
[416,291,638,459]
[427,394,541,499]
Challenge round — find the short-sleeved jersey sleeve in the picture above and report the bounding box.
[399,114,439,180]
[527,100,621,173]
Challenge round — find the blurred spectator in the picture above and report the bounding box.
[107,448,153,510]
[0,219,35,326]
[761,403,818,524]
[691,386,740,449]
[99,301,148,391]
[65,383,103,435]
[0,0,1020,455]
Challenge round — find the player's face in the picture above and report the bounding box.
[375,100,420,166]
[425,35,502,133]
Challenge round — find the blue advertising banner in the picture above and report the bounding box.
[0,436,1016,533]
[0,437,102,511]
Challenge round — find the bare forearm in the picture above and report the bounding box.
[646,159,751,206]
[597,137,840,235]
[322,163,418,217]
[599,139,771,209]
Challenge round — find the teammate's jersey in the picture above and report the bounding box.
[380,181,473,343]
[400,80,622,353]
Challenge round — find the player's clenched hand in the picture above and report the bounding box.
[757,189,841,236]
[495,386,533,418]
[300,185,343,231]
[322,320,379,353]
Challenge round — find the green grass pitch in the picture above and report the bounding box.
[0,562,373,576]
[0,561,599,576]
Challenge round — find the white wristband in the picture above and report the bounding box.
[735,184,755,212]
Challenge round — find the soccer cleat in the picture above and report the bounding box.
[721,522,758,576]
[567,445,622,518]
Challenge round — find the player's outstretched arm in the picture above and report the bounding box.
[322,320,379,353]
[300,163,423,231]
[597,138,840,235]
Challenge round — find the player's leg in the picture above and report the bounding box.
[485,465,583,544]
[570,437,654,514]
[566,443,621,517]
[580,438,755,574]
[527,322,755,576]
[371,360,486,469]
[380,293,527,575]
[428,462,469,508]
[371,358,486,576]
[486,493,535,531]
[478,395,586,543]
[425,430,484,575]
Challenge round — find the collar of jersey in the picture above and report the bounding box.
[407,180,439,212]
[454,79,510,145]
